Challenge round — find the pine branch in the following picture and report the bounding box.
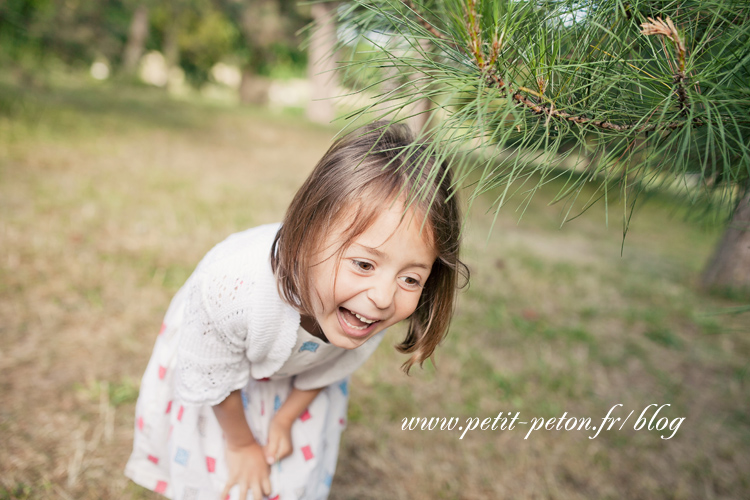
[509,87,687,132]
[401,0,449,42]
[461,6,701,134]
[336,0,750,226]
[640,16,691,117]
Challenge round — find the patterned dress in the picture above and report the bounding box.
[125,323,379,500]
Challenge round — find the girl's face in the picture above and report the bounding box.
[307,200,437,349]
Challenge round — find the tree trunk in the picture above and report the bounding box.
[163,20,179,69]
[701,189,750,294]
[240,0,284,47]
[407,38,433,133]
[236,0,284,105]
[122,5,150,76]
[239,69,270,105]
[162,16,180,90]
[306,2,339,124]
[381,37,433,133]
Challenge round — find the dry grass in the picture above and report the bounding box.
[1,78,748,500]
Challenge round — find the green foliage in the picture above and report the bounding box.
[177,6,239,86]
[1,0,310,87]
[218,0,309,76]
[262,42,309,79]
[337,0,750,232]
[0,0,53,58]
[0,0,132,66]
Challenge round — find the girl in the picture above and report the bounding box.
[125,122,467,500]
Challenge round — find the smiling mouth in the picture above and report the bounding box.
[339,307,380,331]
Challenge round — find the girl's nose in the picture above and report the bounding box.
[366,278,396,310]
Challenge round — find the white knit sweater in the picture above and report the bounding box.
[174,223,385,406]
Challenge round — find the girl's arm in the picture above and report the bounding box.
[213,390,256,446]
[264,386,323,464]
[213,390,271,500]
[276,386,324,425]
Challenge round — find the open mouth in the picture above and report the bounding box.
[338,307,380,332]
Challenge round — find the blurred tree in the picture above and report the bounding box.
[0,0,48,63]
[158,0,184,74]
[338,0,750,294]
[307,1,339,123]
[1,0,310,98]
[238,0,284,103]
[0,0,132,71]
[177,1,238,87]
[409,37,433,131]
[149,0,184,87]
[335,4,434,130]
[122,3,150,75]
[217,0,309,104]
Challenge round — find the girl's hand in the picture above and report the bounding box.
[263,415,294,465]
[221,442,271,500]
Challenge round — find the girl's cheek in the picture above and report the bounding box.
[399,293,420,316]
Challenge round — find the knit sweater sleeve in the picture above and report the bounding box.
[171,223,298,406]
[174,266,253,407]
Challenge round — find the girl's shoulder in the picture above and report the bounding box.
[194,223,281,278]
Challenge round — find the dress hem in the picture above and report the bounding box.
[124,461,172,499]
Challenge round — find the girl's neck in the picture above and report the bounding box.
[300,315,329,343]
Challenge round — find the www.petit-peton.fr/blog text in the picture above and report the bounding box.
[401,404,685,440]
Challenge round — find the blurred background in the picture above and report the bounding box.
[1,1,749,499]
[0,0,353,120]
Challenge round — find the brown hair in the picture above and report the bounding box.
[271,122,468,373]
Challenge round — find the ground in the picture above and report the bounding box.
[1,77,748,500]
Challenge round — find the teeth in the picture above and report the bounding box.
[342,316,369,330]
[341,309,379,330]
[353,312,376,324]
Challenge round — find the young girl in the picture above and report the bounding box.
[125,122,467,500]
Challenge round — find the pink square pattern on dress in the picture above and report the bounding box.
[158,365,167,380]
[165,400,172,414]
[137,416,144,431]
[206,456,216,473]
[300,408,311,422]
[155,480,168,494]
[147,454,159,464]
[177,405,184,422]
[301,445,314,461]
[159,323,166,336]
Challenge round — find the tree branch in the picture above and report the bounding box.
[471,8,699,134]
[397,2,704,134]
[641,16,690,116]
[484,70,692,133]
[401,0,450,42]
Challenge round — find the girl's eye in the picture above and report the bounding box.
[352,260,374,271]
[400,276,422,288]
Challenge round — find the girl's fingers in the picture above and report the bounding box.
[262,477,272,496]
[250,483,262,500]
[219,483,231,500]
[264,435,278,465]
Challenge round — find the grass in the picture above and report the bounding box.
[1,74,749,499]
